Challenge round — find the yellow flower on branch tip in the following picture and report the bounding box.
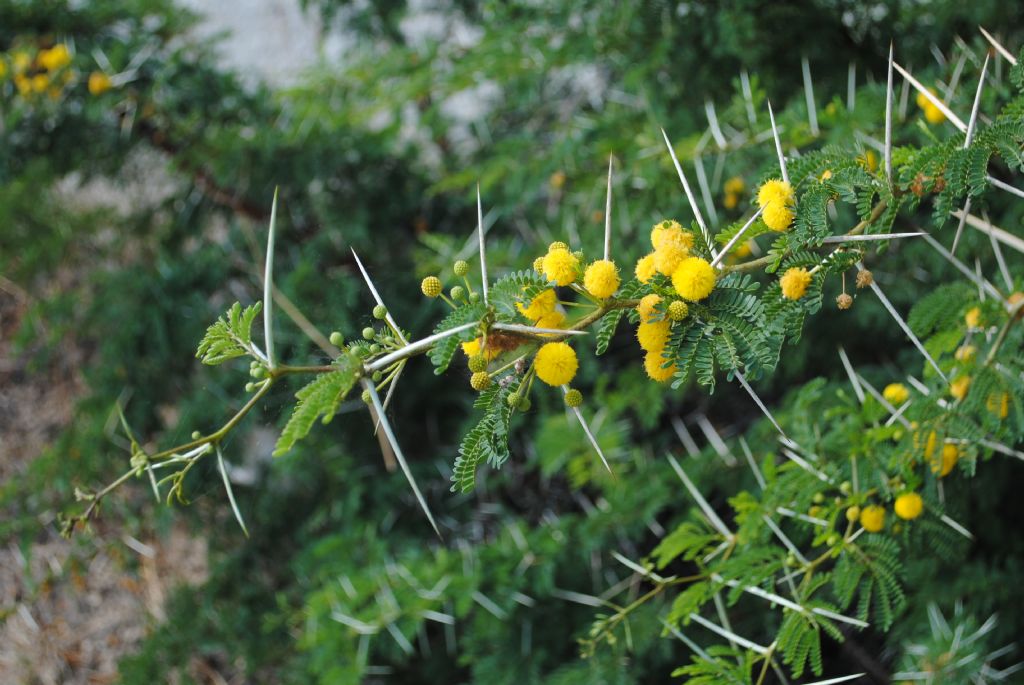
[949,376,971,401]
[534,342,578,386]
[860,505,885,532]
[644,349,676,382]
[516,288,556,320]
[583,259,620,299]
[462,337,499,361]
[88,71,112,95]
[757,179,796,231]
[931,444,958,477]
[637,294,663,323]
[654,243,688,276]
[651,219,683,249]
[986,392,1009,420]
[38,44,72,71]
[762,201,795,231]
[964,307,981,328]
[883,383,909,405]
[542,248,579,286]
[636,321,670,352]
[779,267,811,300]
[635,253,657,283]
[894,492,923,520]
[672,257,716,301]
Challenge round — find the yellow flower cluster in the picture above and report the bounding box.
[4,43,78,101]
[757,179,796,231]
[949,375,971,401]
[915,88,946,125]
[542,246,580,286]
[779,267,811,300]
[894,492,923,520]
[672,257,716,301]
[882,383,909,405]
[636,297,677,382]
[534,341,578,386]
[723,176,744,210]
[583,259,620,299]
[517,289,556,320]
[860,505,885,532]
[461,338,500,362]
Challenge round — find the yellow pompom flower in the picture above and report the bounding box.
[723,193,739,209]
[31,73,49,93]
[894,492,924,520]
[954,345,976,362]
[636,321,670,352]
[779,267,812,301]
[462,337,500,361]
[964,307,981,328]
[858,150,878,173]
[38,44,72,71]
[724,177,745,195]
[12,51,32,73]
[583,259,620,299]
[637,294,663,323]
[542,248,579,286]
[88,71,112,95]
[757,179,796,231]
[644,349,677,382]
[986,392,1010,420]
[651,219,683,249]
[860,505,885,533]
[949,376,971,401]
[931,443,958,477]
[421,276,442,297]
[635,253,657,283]
[916,89,946,124]
[672,257,716,301]
[534,309,565,331]
[654,243,689,276]
[14,74,31,96]
[517,289,556,321]
[883,383,909,406]
[534,342,578,386]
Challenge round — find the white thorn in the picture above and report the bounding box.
[944,50,968,102]
[705,100,728,148]
[361,378,440,536]
[802,56,819,135]
[661,619,713,661]
[739,436,766,490]
[951,54,991,256]
[762,515,808,564]
[980,27,1017,65]
[695,414,736,466]
[671,416,701,457]
[477,184,488,304]
[740,69,757,126]
[803,674,868,685]
[604,154,613,261]
[660,127,714,256]
[712,574,869,628]
[920,229,1006,301]
[666,454,733,538]
[562,385,613,475]
[711,208,763,268]
[987,217,1014,291]
[688,613,770,655]
[736,370,787,439]
[611,551,667,583]
[987,175,1024,200]
[491,322,588,336]
[857,262,948,382]
[847,62,856,111]
[893,62,967,132]
[263,188,279,368]
[885,42,894,183]
[693,155,719,227]
[351,249,409,345]
[856,373,911,429]
[767,100,789,184]
[837,347,866,403]
[781,447,832,483]
[216,445,249,537]
[820,232,924,244]
[366,321,478,372]
[940,513,974,540]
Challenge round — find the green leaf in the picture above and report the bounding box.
[196,301,263,365]
[595,307,625,356]
[273,357,360,456]
[428,302,485,375]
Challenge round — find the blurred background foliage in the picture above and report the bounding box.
[1,0,1023,682]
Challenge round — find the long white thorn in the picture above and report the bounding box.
[365,321,478,373]
[781,447,831,483]
[687,613,770,655]
[987,175,1024,200]
[736,370,787,438]
[611,551,667,583]
[856,373,912,429]
[604,154,613,261]
[705,100,728,148]
[263,187,279,368]
[847,62,856,111]
[562,385,613,475]
[980,27,1017,65]
[694,155,719,227]
[666,454,732,538]
[671,416,701,457]
[351,249,409,345]
[361,378,440,537]
[802,56,819,135]
[920,229,1006,300]
[712,574,869,628]
[837,346,866,404]
[885,42,894,184]
[739,437,766,490]
[857,262,948,382]
[711,207,763,269]
[767,100,789,184]
[660,127,714,256]
[940,513,974,540]
[820,232,924,244]
[216,445,249,538]
[477,184,488,304]
[893,62,967,132]
[661,619,713,661]
[762,515,808,564]
[803,674,868,685]
[740,69,757,126]
[988,222,1014,291]
[951,54,990,255]
[491,322,588,337]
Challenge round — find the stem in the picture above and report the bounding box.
[985,299,1024,365]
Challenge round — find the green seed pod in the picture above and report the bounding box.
[421,276,442,298]
[827,534,840,546]
[245,382,255,392]
[469,292,480,303]
[450,285,465,301]
[846,505,861,523]
[330,331,344,347]
[468,355,487,373]
[506,392,520,407]
[372,304,387,320]
[369,344,382,354]
[362,327,376,340]
[564,388,583,407]
[839,481,852,495]
[361,390,372,404]
[250,366,265,378]
[453,260,469,276]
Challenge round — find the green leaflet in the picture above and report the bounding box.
[273,357,360,456]
[488,269,549,321]
[594,307,624,356]
[428,302,486,375]
[450,376,520,493]
[196,301,263,365]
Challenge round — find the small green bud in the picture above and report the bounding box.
[369,344,382,354]
[372,371,383,382]
[839,481,852,495]
[812,492,825,504]
[517,397,532,411]
[362,327,376,340]
[507,392,520,407]
[361,390,372,404]
[453,260,469,277]
[469,292,480,303]
[785,553,797,567]
[468,355,487,373]
[564,388,583,407]
[353,346,369,358]
[329,331,344,347]
[827,534,840,546]
[250,366,265,378]
[667,300,689,321]
[450,285,465,301]
[245,382,255,392]
[191,431,202,440]
[372,304,387,320]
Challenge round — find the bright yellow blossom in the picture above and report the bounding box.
[672,257,716,301]
[38,44,72,71]
[637,294,663,323]
[636,321,670,353]
[779,267,812,300]
[542,248,579,286]
[860,505,885,532]
[635,253,657,283]
[894,492,924,520]
[883,383,909,405]
[583,259,620,299]
[644,349,676,382]
[534,342,578,386]
[88,71,112,95]
[517,289,556,321]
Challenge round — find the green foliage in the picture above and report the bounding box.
[451,373,521,493]
[273,356,361,456]
[427,302,486,374]
[195,301,264,365]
